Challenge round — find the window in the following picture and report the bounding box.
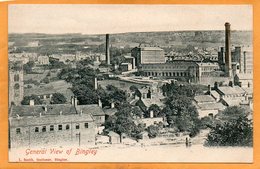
[16,128,21,134]
[14,83,20,89]
[75,124,80,129]
[84,123,89,128]
[50,125,54,131]
[58,125,62,131]
[66,124,70,130]
[35,127,39,132]
[14,74,19,82]
[42,126,46,132]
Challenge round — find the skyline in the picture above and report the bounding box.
[9,5,252,34]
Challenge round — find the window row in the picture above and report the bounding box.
[145,72,190,77]
[15,123,89,134]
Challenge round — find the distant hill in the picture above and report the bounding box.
[9,30,252,54]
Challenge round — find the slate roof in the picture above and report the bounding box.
[194,95,215,103]
[76,104,105,116]
[210,91,220,99]
[217,86,245,95]
[10,104,94,127]
[221,98,242,106]
[198,102,226,110]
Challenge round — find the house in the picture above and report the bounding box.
[75,104,105,126]
[37,55,49,65]
[108,131,121,144]
[120,62,132,72]
[193,94,226,118]
[9,103,96,149]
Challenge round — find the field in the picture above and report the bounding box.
[98,79,147,91]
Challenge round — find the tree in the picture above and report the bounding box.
[50,93,67,104]
[104,102,144,139]
[162,95,201,137]
[205,115,253,146]
[21,95,43,105]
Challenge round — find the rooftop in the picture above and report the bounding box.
[142,98,165,108]
[76,104,105,116]
[217,86,245,95]
[140,47,163,51]
[221,97,243,106]
[198,102,226,110]
[235,73,253,80]
[194,95,216,103]
[10,104,94,127]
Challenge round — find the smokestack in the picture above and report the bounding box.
[94,77,98,90]
[106,34,110,65]
[225,22,232,77]
[244,51,247,73]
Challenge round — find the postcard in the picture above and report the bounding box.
[4,3,255,165]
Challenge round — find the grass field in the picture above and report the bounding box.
[98,79,147,91]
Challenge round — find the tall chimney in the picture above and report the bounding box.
[225,22,232,77]
[244,51,247,73]
[106,34,110,65]
[94,77,98,90]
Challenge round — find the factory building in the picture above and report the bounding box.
[131,46,165,67]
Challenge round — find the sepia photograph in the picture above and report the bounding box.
[7,4,253,162]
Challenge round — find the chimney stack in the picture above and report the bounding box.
[225,22,232,77]
[71,96,74,105]
[150,110,154,118]
[208,85,211,94]
[44,106,47,112]
[29,100,34,106]
[74,97,78,107]
[106,34,110,65]
[111,102,115,109]
[94,77,98,90]
[98,99,102,108]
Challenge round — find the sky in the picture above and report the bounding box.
[8,5,253,34]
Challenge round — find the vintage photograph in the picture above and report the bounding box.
[8,5,253,162]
